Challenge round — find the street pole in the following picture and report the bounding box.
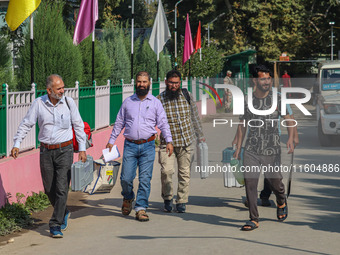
[330,22,335,61]
[208,13,225,47]
[131,0,134,79]
[174,0,183,69]
[207,23,210,46]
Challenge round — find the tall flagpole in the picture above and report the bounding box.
[157,53,159,80]
[131,0,134,80]
[92,31,95,83]
[30,15,34,84]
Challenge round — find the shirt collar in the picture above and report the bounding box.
[42,94,65,106]
[132,93,152,101]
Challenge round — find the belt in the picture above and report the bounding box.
[126,135,156,145]
[40,140,73,150]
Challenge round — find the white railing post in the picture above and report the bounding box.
[192,77,196,102]
[75,81,79,108]
[199,77,203,101]
[5,84,9,157]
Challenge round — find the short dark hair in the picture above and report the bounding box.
[253,65,273,78]
[136,71,151,81]
[166,70,181,80]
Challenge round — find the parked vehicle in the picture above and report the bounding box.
[313,61,340,146]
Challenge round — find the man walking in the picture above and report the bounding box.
[224,70,234,112]
[11,74,87,238]
[233,65,295,231]
[106,71,173,222]
[157,70,205,213]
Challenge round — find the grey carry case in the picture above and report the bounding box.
[71,155,94,191]
[197,142,209,179]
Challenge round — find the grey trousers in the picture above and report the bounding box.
[243,150,286,222]
[40,143,73,227]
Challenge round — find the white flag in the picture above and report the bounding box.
[148,0,171,61]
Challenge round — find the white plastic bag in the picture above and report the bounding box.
[83,159,120,194]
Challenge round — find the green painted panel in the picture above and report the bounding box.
[110,81,123,125]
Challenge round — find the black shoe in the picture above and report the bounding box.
[164,200,172,212]
[261,198,271,207]
[176,203,186,213]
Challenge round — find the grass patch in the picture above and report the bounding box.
[0,192,50,236]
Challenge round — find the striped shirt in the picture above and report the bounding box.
[157,90,204,147]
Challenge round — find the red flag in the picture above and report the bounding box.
[193,21,201,54]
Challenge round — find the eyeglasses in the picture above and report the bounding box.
[167,81,180,86]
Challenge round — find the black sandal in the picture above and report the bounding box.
[241,221,259,231]
[277,200,288,222]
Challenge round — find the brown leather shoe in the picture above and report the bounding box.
[121,199,134,216]
[135,210,149,222]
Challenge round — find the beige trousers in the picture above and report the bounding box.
[159,144,194,204]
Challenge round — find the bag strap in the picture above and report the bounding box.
[182,88,191,105]
[64,97,73,124]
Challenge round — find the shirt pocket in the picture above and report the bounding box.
[60,112,71,129]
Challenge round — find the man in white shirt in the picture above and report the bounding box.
[11,74,87,238]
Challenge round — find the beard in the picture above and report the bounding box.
[50,90,63,100]
[136,85,150,96]
[256,83,271,92]
[165,86,180,100]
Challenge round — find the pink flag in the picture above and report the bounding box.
[182,13,194,65]
[73,0,98,45]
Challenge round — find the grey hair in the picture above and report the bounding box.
[46,74,63,89]
[227,70,232,75]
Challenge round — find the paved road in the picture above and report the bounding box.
[1,105,340,255]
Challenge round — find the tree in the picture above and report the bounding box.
[78,37,112,86]
[176,39,224,78]
[17,1,84,90]
[135,37,157,79]
[102,22,130,83]
[0,38,14,87]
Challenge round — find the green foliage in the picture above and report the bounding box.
[110,0,149,28]
[0,192,50,236]
[134,37,172,80]
[24,192,50,212]
[0,38,14,87]
[135,38,157,79]
[78,37,112,86]
[102,23,130,83]
[159,52,172,80]
[17,1,84,90]
[177,39,224,78]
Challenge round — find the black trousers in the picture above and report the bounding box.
[40,144,73,227]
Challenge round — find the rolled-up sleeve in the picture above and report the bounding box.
[155,100,172,143]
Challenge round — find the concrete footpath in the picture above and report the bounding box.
[1,110,340,255]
